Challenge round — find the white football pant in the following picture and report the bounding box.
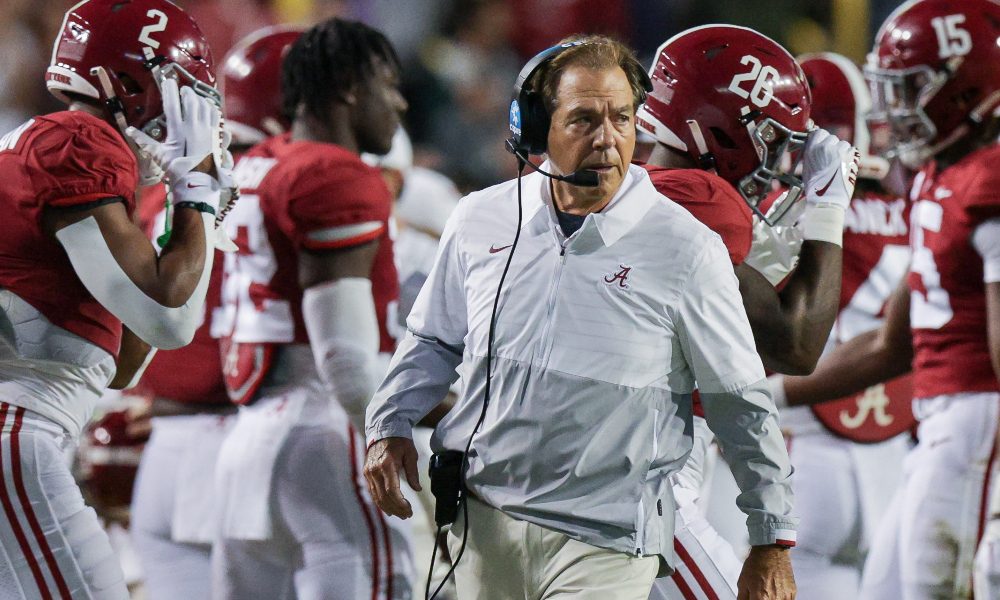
[0,402,128,599]
[213,392,413,599]
[780,406,909,600]
[860,392,999,599]
[131,414,231,600]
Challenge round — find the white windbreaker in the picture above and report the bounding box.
[366,164,797,571]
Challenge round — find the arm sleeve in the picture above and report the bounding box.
[27,117,138,210]
[675,238,798,546]
[365,204,470,444]
[285,166,389,251]
[973,217,1000,283]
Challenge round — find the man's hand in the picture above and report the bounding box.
[363,436,422,518]
[126,78,221,183]
[737,545,796,600]
[801,128,859,211]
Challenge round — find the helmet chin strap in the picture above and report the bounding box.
[686,119,717,173]
[90,65,165,187]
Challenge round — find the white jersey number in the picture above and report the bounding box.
[909,200,954,329]
[213,194,294,342]
[837,244,911,342]
[931,14,972,59]
[727,55,778,108]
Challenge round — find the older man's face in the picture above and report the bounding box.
[546,65,636,205]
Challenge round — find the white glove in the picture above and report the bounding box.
[744,192,805,286]
[802,129,860,210]
[975,520,1000,599]
[126,78,220,193]
[798,129,860,246]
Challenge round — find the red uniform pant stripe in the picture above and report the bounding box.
[10,407,72,599]
[674,537,720,600]
[670,569,699,600]
[348,424,383,600]
[0,403,53,599]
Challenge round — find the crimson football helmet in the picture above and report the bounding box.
[799,52,890,181]
[637,25,812,223]
[221,25,304,146]
[865,0,1000,169]
[77,409,146,523]
[47,0,219,140]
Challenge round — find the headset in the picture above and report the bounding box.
[504,40,653,184]
[424,40,652,600]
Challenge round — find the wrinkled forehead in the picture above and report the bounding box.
[552,65,632,110]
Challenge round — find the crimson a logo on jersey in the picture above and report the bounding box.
[811,374,916,443]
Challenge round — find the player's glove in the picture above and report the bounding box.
[126,78,222,204]
[802,129,859,210]
[744,192,805,286]
[799,129,860,246]
[975,519,1000,599]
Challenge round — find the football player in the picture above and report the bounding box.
[771,51,914,600]
[636,25,859,600]
[210,18,413,599]
[128,25,302,600]
[779,1,1000,597]
[0,0,227,597]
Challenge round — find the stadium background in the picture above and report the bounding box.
[0,0,900,193]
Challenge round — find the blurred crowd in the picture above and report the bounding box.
[0,0,902,193]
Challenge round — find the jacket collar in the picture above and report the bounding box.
[519,162,658,248]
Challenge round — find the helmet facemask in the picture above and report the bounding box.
[865,61,950,170]
[736,113,809,225]
[140,59,223,141]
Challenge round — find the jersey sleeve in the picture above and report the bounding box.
[651,168,753,265]
[962,150,1000,223]
[25,114,138,210]
[283,160,391,251]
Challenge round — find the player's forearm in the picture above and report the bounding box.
[150,207,210,307]
[739,241,842,375]
[773,240,842,373]
[108,327,155,389]
[783,326,912,406]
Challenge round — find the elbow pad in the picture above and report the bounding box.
[56,214,214,350]
[302,278,380,431]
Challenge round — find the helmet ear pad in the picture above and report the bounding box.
[518,88,551,155]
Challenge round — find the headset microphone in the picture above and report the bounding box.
[504,139,600,187]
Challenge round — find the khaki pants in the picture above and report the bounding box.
[447,497,658,600]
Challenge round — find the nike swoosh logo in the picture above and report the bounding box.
[186,182,206,189]
[489,244,513,254]
[815,171,838,197]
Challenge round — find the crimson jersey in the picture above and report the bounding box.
[641,164,753,265]
[132,184,228,405]
[908,145,1000,398]
[0,111,137,357]
[811,188,916,442]
[214,134,398,402]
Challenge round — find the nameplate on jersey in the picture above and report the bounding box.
[219,337,275,406]
[810,374,916,443]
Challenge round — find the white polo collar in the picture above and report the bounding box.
[519,162,657,248]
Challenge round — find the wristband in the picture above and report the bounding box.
[801,203,845,246]
[174,201,216,216]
